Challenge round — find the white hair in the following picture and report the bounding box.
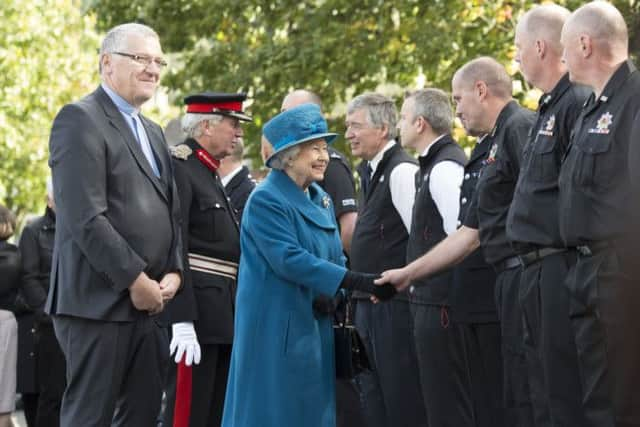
[269,145,301,170]
[181,113,223,138]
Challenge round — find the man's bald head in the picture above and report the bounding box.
[517,3,570,55]
[452,56,513,100]
[564,1,628,55]
[281,89,323,111]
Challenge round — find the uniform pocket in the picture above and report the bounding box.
[573,134,614,188]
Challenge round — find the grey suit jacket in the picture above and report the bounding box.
[46,86,183,321]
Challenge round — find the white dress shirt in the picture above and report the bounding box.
[420,136,465,235]
[221,165,244,187]
[369,140,418,233]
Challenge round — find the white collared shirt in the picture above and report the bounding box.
[420,135,464,235]
[221,165,244,187]
[369,140,418,232]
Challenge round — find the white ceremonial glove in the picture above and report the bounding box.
[170,322,201,366]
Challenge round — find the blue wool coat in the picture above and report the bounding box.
[222,170,347,427]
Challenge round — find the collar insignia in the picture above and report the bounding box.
[322,195,331,209]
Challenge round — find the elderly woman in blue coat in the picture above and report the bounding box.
[222,104,395,427]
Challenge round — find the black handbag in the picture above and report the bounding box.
[333,295,372,379]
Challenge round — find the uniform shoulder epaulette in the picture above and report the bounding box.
[170,144,193,160]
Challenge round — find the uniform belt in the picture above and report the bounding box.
[188,253,238,280]
[519,247,567,267]
[492,255,522,273]
[574,241,613,257]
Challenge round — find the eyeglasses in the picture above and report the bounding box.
[112,52,168,69]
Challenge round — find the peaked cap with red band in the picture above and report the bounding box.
[184,92,252,122]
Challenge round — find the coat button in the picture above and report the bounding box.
[461,197,468,204]
[457,220,462,227]
[29,352,35,357]
[31,328,36,334]
[464,173,470,180]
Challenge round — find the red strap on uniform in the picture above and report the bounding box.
[195,148,220,173]
[173,359,192,427]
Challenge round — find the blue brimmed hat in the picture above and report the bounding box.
[263,103,338,168]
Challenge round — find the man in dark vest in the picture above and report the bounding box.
[508,5,591,426]
[399,88,471,426]
[377,58,535,427]
[163,92,251,427]
[346,92,427,427]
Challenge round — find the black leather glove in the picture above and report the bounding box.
[312,291,345,316]
[340,271,397,301]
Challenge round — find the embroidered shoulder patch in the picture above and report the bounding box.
[170,144,193,160]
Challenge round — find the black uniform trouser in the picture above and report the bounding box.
[458,321,504,427]
[410,303,473,427]
[567,246,640,427]
[53,315,168,427]
[164,343,231,427]
[354,299,428,427]
[34,322,66,427]
[495,266,534,427]
[519,251,586,427]
[336,378,366,427]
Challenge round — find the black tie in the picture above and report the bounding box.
[361,162,373,194]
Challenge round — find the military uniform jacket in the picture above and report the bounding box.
[225,165,256,222]
[168,138,240,344]
[507,74,591,253]
[463,100,535,265]
[559,60,640,247]
[450,138,498,323]
[407,135,467,306]
[18,207,56,320]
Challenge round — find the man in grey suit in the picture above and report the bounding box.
[47,23,183,427]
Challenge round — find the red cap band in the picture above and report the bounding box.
[186,101,242,113]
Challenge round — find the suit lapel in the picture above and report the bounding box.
[96,87,168,201]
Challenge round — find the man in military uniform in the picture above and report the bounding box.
[218,137,256,221]
[378,57,535,427]
[507,5,591,426]
[558,3,640,426]
[163,92,251,427]
[281,89,358,255]
[399,88,471,426]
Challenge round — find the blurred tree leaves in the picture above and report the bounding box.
[0,0,99,219]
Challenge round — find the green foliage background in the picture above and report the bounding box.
[1,0,638,220]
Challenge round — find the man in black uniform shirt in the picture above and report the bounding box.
[281,89,358,255]
[164,92,251,427]
[507,5,591,426]
[378,57,535,427]
[218,137,256,221]
[399,88,472,426]
[558,3,640,426]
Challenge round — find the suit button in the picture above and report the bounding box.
[464,173,470,180]
[461,197,468,204]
